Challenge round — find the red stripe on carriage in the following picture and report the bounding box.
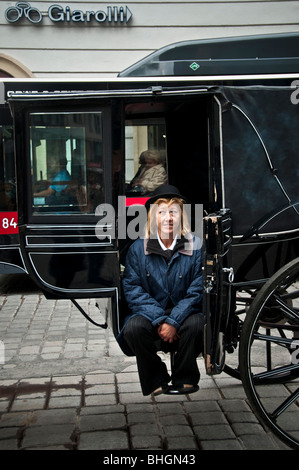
[125,197,150,207]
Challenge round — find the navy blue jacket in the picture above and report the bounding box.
[116,234,204,356]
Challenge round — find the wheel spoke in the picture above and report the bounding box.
[253,331,293,347]
[273,294,299,323]
[253,363,299,382]
[258,321,299,332]
[281,290,299,301]
[270,388,299,419]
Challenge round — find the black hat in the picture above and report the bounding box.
[145,185,187,211]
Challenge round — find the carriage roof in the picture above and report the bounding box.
[119,32,299,78]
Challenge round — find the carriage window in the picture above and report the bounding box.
[125,117,168,196]
[30,112,104,215]
[0,125,16,211]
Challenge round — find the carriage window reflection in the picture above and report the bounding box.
[30,112,104,215]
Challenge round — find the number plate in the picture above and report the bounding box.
[0,212,18,234]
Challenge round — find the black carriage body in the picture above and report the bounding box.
[0,33,298,348]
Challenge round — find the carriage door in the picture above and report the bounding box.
[203,95,234,375]
[10,97,120,319]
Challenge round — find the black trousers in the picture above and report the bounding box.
[123,313,205,395]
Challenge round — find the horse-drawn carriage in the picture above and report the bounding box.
[0,33,298,448]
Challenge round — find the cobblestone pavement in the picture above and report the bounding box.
[0,274,291,451]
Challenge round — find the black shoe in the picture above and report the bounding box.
[166,384,199,395]
[177,384,199,394]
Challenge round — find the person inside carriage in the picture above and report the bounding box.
[117,185,205,396]
[129,149,168,194]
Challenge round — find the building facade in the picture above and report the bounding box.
[0,1,299,78]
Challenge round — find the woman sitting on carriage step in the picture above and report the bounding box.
[116,185,205,396]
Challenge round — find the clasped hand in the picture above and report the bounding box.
[158,322,179,343]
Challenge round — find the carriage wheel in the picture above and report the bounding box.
[239,258,299,450]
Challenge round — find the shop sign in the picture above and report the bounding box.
[5,2,133,24]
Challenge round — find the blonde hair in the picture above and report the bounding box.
[145,197,191,239]
[140,149,162,164]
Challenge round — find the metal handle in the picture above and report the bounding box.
[223,267,234,283]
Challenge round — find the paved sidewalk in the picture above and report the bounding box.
[0,274,290,451]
